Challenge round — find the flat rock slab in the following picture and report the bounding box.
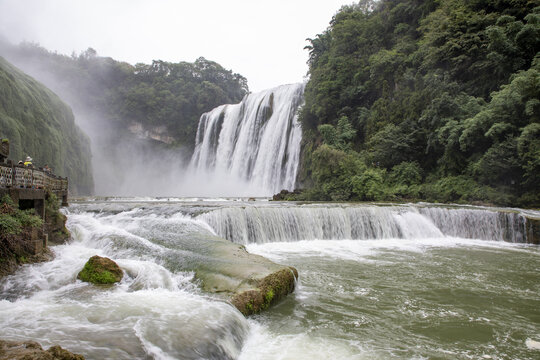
[188,234,298,316]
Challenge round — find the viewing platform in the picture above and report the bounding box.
[1,139,69,255]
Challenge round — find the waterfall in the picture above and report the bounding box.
[189,83,304,195]
[199,205,533,244]
[417,207,528,242]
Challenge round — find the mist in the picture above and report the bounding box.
[0,0,353,197]
[0,40,194,196]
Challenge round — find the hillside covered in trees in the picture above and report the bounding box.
[0,56,93,194]
[0,40,249,195]
[297,0,540,207]
[0,40,248,149]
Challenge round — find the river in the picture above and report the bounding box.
[1,198,539,359]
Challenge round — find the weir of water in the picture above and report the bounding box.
[189,84,304,195]
[199,204,537,244]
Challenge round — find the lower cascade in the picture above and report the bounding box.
[189,83,305,195]
[199,204,533,244]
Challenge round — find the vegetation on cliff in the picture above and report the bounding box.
[44,191,70,244]
[0,56,93,194]
[0,195,44,275]
[298,0,540,207]
[0,41,248,149]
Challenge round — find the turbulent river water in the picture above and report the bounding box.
[1,198,539,359]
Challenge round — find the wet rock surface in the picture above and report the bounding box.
[0,340,84,360]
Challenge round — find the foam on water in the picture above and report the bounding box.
[0,206,250,359]
[245,237,539,263]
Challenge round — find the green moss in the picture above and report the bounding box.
[245,301,254,313]
[77,255,123,285]
[78,262,117,284]
[264,289,274,304]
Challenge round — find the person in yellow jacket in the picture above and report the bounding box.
[23,156,33,168]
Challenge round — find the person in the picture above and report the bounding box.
[18,160,23,166]
[24,156,33,168]
[43,164,51,173]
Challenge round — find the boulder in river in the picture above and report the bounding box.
[77,255,123,284]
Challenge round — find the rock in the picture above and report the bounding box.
[77,255,123,284]
[526,216,540,245]
[45,211,70,245]
[231,267,298,316]
[188,234,298,316]
[0,339,84,359]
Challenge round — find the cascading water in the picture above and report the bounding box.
[189,83,304,195]
[198,204,532,244]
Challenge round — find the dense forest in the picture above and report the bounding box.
[295,0,540,207]
[0,40,248,148]
[0,56,93,194]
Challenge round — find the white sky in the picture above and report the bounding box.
[0,0,354,92]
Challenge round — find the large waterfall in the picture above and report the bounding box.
[189,84,304,195]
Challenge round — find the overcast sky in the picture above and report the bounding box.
[0,0,354,92]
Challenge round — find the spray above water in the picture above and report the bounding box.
[188,83,305,196]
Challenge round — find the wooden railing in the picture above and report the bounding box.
[0,163,68,193]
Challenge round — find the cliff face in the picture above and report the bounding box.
[0,56,93,195]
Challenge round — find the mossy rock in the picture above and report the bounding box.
[231,267,298,316]
[77,255,123,285]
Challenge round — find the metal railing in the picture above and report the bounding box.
[0,163,68,192]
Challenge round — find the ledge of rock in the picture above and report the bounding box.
[0,339,84,360]
[185,234,298,316]
[77,255,123,284]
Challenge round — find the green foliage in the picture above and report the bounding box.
[0,195,43,235]
[0,214,21,235]
[318,116,357,151]
[311,145,366,201]
[0,195,44,265]
[389,162,423,186]
[351,168,386,201]
[298,0,540,207]
[517,123,540,188]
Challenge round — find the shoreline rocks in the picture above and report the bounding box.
[0,339,84,360]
